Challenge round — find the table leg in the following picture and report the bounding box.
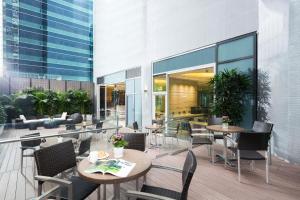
[103,184,106,200]
[113,183,120,200]
[223,133,228,168]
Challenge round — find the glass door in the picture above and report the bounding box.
[152,74,167,121]
[154,94,166,120]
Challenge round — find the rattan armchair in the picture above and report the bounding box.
[34,140,100,200]
[20,132,43,175]
[124,132,147,190]
[126,150,197,200]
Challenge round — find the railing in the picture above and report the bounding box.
[0,126,121,145]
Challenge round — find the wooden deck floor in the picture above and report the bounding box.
[0,128,299,200]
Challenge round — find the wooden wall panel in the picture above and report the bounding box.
[10,77,30,94]
[0,78,10,95]
[31,78,49,90]
[49,80,65,92]
[66,81,80,91]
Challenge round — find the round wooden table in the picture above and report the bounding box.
[206,125,245,167]
[145,125,162,148]
[77,149,152,200]
[206,125,245,134]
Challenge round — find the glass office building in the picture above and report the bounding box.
[3,0,93,81]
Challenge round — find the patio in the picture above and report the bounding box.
[0,126,299,200]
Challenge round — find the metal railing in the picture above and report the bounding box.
[0,126,122,145]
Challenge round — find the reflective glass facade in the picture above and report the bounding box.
[3,0,93,81]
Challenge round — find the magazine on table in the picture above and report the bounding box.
[84,159,136,177]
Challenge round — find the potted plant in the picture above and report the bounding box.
[222,116,230,129]
[110,133,128,158]
[209,69,251,125]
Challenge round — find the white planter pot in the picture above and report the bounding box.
[113,147,124,158]
[222,123,229,129]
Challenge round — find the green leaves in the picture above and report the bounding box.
[1,88,92,118]
[0,102,7,125]
[209,69,251,125]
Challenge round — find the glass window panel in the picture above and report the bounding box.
[218,58,254,74]
[218,36,254,62]
[218,58,255,129]
[134,94,142,127]
[126,79,134,94]
[134,78,141,94]
[153,46,215,74]
[153,74,166,92]
[155,95,165,120]
[127,95,135,126]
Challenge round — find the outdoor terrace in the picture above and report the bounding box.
[0,121,299,200]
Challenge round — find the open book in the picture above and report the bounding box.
[84,159,136,177]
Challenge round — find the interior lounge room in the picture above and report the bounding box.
[0,0,300,200]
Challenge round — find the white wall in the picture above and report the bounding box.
[93,0,259,126]
[258,0,300,163]
[93,0,147,82]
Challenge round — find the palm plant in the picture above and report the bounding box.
[33,91,48,116]
[57,92,68,114]
[209,69,251,125]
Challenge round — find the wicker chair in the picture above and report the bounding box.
[133,121,139,131]
[77,136,92,156]
[124,132,146,152]
[124,132,146,190]
[20,132,42,174]
[126,150,197,200]
[34,140,100,200]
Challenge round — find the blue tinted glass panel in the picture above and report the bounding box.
[218,58,255,129]
[218,59,254,74]
[4,0,93,81]
[218,36,254,62]
[153,46,215,74]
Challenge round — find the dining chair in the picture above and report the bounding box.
[207,116,223,140]
[227,121,273,183]
[124,132,146,152]
[162,122,179,145]
[133,121,139,132]
[124,132,147,190]
[34,140,100,200]
[20,132,42,175]
[77,136,92,156]
[126,150,197,200]
[95,121,106,139]
[185,122,214,162]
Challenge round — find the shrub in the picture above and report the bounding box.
[0,102,7,125]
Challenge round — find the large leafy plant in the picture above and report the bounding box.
[209,69,251,125]
[0,102,7,125]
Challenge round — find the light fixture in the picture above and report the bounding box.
[144,85,148,93]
